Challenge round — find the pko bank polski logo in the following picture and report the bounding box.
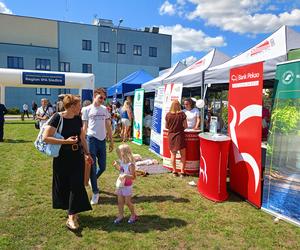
[282,70,294,85]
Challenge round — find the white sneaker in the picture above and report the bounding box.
[88,179,92,188]
[90,193,99,205]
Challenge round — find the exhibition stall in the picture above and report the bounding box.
[107,69,153,97]
[142,62,186,93]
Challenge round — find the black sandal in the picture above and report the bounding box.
[172,171,178,177]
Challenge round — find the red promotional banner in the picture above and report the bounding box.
[228,62,263,208]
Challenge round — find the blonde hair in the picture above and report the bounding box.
[169,99,181,114]
[122,100,130,111]
[116,144,135,164]
[63,94,81,109]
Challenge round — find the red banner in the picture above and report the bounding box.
[228,62,263,208]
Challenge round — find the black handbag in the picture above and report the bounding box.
[35,120,40,129]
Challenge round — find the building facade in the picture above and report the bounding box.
[0,13,171,108]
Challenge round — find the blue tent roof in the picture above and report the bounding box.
[107,69,153,97]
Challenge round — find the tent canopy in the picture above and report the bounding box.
[205,26,300,85]
[142,62,186,92]
[165,49,230,87]
[107,69,153,97]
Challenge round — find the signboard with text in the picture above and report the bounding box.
[150,86,164,155]
[161,82,183,155]
[228,62,263,208]
[22,72,65,86]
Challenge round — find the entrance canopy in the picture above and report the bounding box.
[0,68,95,103]
[205,26,300,85]
[107,69,153,97]
[142,62,186,93]
[165,49,230,87]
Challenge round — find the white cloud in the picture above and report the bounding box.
[182,55,197,66]
[159,24,226,53]
[159,1,176,16]
[0,1,12,14]
[160,0,300,34]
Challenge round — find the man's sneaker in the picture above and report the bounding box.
[90,193,99,205]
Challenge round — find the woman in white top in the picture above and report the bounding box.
[183,98,200,130]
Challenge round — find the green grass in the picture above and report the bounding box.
[0,121,299,249]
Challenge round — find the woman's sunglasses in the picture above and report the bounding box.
[99,95,106,101]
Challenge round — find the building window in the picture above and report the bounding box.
[117,43,126,54]
[100,42,109,53]
[36,88,51,95]
[133,45,142,56]
[82,40,92,50]
[149,47,157,57]
[58,89,71,95]
[36,58,51,71]
[60,62,70,72]
[82,64,92,73]
[7,56,24,69]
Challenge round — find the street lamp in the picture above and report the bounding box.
[115,19,123,84]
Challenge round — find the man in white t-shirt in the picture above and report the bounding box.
[36,99,54,129]
[183,98,200,130]
[82,88,114,205]
[22,103,29,118]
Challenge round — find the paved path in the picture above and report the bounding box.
[5,115,34,120]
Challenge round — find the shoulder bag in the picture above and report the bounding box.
[34,113,64,157]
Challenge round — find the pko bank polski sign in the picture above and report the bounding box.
[22,72,65,86]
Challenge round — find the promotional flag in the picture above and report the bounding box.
[150,86,164,155]
[262,60,300,226]
[228,62,263,208]
[133,89,144,145]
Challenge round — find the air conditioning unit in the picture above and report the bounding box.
[152,27,159,33]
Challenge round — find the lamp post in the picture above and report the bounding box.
[115,19,123,85]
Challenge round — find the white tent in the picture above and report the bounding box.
[165,49,230,87]
[205,26,300,85]
[142,62,186,92]
[0,68,94,103]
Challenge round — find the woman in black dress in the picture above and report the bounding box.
[43,94,93,230]
[165,100,187,177]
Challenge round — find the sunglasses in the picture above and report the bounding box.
[98,95,106,101]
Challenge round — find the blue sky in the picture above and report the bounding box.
[1,0,300,66]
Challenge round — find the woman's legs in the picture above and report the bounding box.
[179,148,186,174]
[170,151,177,173]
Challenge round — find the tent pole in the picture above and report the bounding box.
[200,73,204,131]
[0,85,5,105]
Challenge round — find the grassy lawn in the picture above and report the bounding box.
[0,121,299,249]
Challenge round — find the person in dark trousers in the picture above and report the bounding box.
[0,103,8,142]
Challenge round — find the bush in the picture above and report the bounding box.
[7,107,20,115]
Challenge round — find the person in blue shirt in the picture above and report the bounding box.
[0,103,8,142]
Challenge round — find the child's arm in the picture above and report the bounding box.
[113,160,121,171]
[124,163,136,180]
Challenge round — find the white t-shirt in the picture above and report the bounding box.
[82,104,111,141]
[184,108,200,129]
[36,106,54,128]
[23,104,28,111]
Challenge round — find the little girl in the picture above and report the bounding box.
[113,144,138,224]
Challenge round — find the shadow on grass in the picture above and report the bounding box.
[80,214,187,233]
[99,192,190,205]
[226,191,244,203]
[2,139,32,143]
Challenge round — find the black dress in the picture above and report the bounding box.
[48,113,92,214]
